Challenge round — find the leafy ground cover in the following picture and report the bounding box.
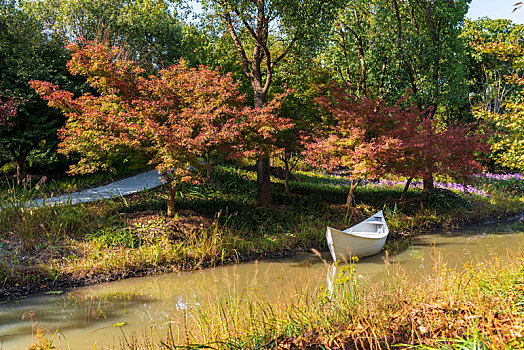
[0,166,523,300]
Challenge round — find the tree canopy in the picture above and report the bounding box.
[0,0,72,181]
[26,0,185,70]
[32,41,291,215]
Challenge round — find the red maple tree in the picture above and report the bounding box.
[385,96,488,198]
[305,85,487,205]
[31,41,292,216]
[304,85,402,206]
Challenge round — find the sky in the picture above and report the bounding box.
[467,0,524,23]
[189,0,524,24]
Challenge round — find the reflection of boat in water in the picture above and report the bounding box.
[326,210,389,262]
[326,263,337,296]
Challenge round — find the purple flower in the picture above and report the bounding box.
[361,178,490,198]
[474,173,523,181]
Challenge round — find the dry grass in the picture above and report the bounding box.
[118,251,524,349]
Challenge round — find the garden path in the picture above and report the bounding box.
[30,170,164,207]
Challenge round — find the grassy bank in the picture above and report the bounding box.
[1,166,523,299]
[118,227,524,349]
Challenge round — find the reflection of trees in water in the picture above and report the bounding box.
[383,236,413,256]
[66,290,205,329]
[62,291,154,321]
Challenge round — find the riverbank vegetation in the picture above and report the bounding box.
[1,166,523,299]
[117,221,524,349]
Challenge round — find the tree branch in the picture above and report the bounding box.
[391,0,420,109]
[224,13,253,80]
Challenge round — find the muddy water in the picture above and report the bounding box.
[1,220,523,350]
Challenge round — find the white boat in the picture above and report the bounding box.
[326,210,389,262]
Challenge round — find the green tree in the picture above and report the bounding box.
[201,0,346,206]
[488,98,524,170]
[462,18,524,114]
[0,1,72,182]
[464,19,524,170]
[27,0,185,70]
[385,0,471,190]
[323,0,401,99]
[271,53,334,194]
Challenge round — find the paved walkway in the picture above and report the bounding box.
[30,170,164,207]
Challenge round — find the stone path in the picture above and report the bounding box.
[30,170,164,207]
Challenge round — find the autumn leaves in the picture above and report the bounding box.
[31,42,292,215]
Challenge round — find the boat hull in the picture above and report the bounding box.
[326,227,387,261]
[326,211,389,261]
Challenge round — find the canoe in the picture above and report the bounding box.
[326,210,389,262]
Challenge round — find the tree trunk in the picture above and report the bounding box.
[257,158,272,206]
[378,55,388,96]
[11,149,29,185]
[16,159,25,185]
[284,156,290,195]
[167,183,177,217]
[346,179,361,207]
[204,154,211,179]
[254,88,272,206]
[223,8,278,207]
[401,177,413,201]
[353,9,367,95]
[423,173,434,191]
